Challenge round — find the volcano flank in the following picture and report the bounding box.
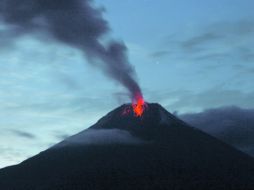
[0,103,254,190]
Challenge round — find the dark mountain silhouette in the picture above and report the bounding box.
[0,103,254,190]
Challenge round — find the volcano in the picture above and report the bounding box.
[0,103,254,190]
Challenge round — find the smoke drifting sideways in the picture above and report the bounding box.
[0,0,143,101]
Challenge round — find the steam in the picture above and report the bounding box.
[0,0,142,100]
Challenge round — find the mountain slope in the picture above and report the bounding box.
[0,103,254,190]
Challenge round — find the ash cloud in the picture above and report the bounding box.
[180,106,254,157]
[0,0,142,99]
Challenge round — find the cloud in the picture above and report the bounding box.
[58,134,70,140]
[157,20,254,65]
[149,50,171,58]
[162,88,254,113]
[179,106,254,157]
[54,129,144,147]
[9,129,36,139]
[193,52,229,62]
[237,47,254,62]
[181,32,223,52]
[181,20,254,53]
[0,146,25,168]
[54,132,71,141]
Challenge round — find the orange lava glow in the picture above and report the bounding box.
[132,95,146,117]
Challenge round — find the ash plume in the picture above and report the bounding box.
[0,0,142,100]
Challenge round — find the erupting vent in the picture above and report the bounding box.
[132,94,146,117]
[122,93,147,117]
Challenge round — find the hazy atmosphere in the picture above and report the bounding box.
[0,0,254,168]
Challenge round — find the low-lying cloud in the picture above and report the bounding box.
[54,129,144,148]
[180,106,254,157]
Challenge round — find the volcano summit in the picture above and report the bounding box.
[0,103,254,190]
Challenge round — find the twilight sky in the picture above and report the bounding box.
[0,0,254,168]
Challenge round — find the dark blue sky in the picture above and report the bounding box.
[0,0,254,168]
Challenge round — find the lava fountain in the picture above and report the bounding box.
[121,92,147,117]
[132,92,147,117]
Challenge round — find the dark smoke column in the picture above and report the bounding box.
[0,0,143,101]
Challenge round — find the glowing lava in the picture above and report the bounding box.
[121,93,147,117]
[132,94,146,117]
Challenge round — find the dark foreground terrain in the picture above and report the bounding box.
[0,103,254,190]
